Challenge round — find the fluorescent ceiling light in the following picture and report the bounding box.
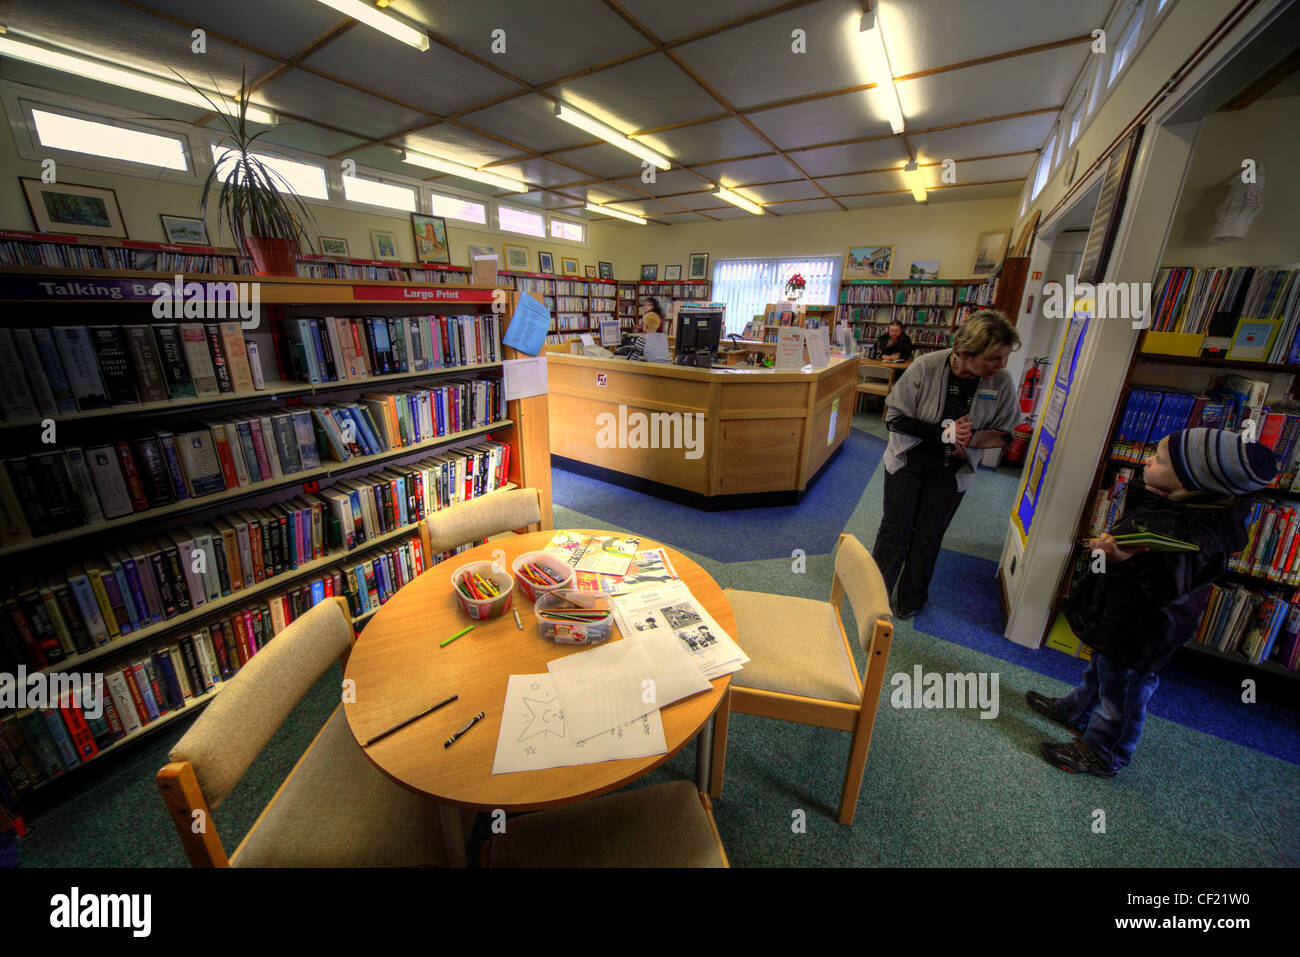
[714,187,763,216]
[401,150,528,192]
[554,103,670,171]
[858,12,905,134]
[904,161,926,202]
[313,0,429,50]
[0,37,276,125]
[585,203,646,225]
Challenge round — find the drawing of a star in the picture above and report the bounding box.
[518,695,567,742]
[524,746,535,756]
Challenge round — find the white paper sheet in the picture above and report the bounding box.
[503,355,548,400]
[806,326,830,368]
[612,580,748,681]
[492,673,666,774]
[775,327,805,371]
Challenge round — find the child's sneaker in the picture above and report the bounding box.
[1026,690,1080,736]
[1040,740,1116,778]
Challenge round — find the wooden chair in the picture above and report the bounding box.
[157,597,445,867]
[419,486,543,557]
[486,782,728,867]
[709,534,894,825]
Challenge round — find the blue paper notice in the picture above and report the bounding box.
[502,294,551,356]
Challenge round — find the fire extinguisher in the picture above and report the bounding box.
[1006,420,1034,464]
[1019,358,1048,414]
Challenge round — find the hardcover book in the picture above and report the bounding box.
[88,326,140,406]
[122,325,172,403]
[152,325,197,399]
[53,326,110,410]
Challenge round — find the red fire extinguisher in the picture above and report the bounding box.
[1019,361,1044,414]
[1005,421,1034,464]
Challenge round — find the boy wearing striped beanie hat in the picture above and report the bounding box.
[1029,428,1278,778]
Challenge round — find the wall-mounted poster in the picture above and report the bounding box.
[971,229,1009,277]
[1077,125,1144,284]
[909,260,940,280]
[503,243,529,271]
[843,245,892,279]
[371,228,398,259]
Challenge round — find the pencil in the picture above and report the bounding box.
[364,694,458,746]
[440,625,474,648]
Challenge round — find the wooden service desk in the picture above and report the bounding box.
[547,353,858,506]
[343,530,735,862]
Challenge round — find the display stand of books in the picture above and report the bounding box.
[1049,262,1300,679]
[0,267,552,802]
[758,303,836,343]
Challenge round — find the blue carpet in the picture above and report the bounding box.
[552,426,886,562]
[916,548,1300,765]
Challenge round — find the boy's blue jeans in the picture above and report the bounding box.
[1056,652,1160,772]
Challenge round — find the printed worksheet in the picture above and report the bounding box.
[612,580,748,680]
[491,673,667,774]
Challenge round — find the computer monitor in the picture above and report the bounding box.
[676,311,724,355]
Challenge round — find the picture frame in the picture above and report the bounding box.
[664,264,682,281]
[1225,318,1281,362]
[370,228,399,260]
[909,260,940,280]
[410,213,450,263]
[467,243,495,267]
[843,245,892,280]
[503,243,529,271]
[318,235,350,258]
[641,264,658,281]
[538,250,555,274]
[687,253,709,281]
[159,214,208,246]
[971,229,1010,278]
[1077,126,1143,285]
[22,178,127,239]
[598,261,614,280]
[562,256,580,276]
[585,265,596,278]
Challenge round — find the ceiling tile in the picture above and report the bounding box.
[743,180,825,203]
[877,0,1112,77]
[609,168,716,197]
[660,189,731,210]
[259,69,427,141]
[788,138,910,176]
[583,183,651,204]
[459,94,595,154]
[636,118,768,167]
[488,157,592,189]
[761,198,842,217]
[819,169,909,195]
[707,205,762,219]
[401,126,522,166]
[301,24,519,117]
[547,53,724,138]
[909,113,1056,162]
[839,193,917,210]
[548,142,645,179]
[898,47,1078,130]
[512,191,587,211]
[617,0,784,41]
[127,0,344,58]
[259,125,369,158]
[691,154,803,187]
[748,93,896,151]
[673,0,865,109]
[392,0,650,85]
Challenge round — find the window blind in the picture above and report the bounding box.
[712,256,839,334]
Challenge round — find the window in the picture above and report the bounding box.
[31,108,187,170]
[210,144,329,199]
[431,190,487,225]
[497,203,545,238]
[1031,133,1056,198]
[343,175,416,212]
[1069,105,1084,145]
[711,256,838,335]
[1108,6,1144,84]
[550,218,585,243]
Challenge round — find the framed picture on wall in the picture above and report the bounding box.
[318,235,350,258]
[22,178,127,238]
[585,265,596,278]
[971,229,1010,278]
[410,213,450,263]
[371,228,399,260]
[664,264,682,281]
[159,214,208,246]
[909,260,940,280]
[466,243,495,267]
[640,264,658,281]
[538,250,555,274]
[503,243,529,271]
[562,256,580,276]
[598,261,614,279]
[687,253,709,280]
[843,245,892,279]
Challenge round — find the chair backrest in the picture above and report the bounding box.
[832,534,893,652]
[423,487,542,555]
[167,597,354,812]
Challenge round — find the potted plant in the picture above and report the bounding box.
[187,71,314,275]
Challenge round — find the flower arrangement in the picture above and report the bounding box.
[784,273,807,300]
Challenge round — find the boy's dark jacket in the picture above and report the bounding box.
[1063,479,1251,672]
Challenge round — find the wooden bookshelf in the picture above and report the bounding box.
[838,278,985,357]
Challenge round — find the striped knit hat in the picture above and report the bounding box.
[1166,428,1279,496]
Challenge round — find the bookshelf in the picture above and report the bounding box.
[0,267,552,798]
[837,278,985,358]
[617,281,638,331]
[638,279,712,338]
[754,303,837,343]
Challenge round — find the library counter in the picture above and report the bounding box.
[546,353,858,507]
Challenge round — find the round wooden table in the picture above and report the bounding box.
[344,530,734,859]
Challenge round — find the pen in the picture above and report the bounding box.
[513,609,524,630]
[441,625,474,648]
[364,694,459,746]
[445,711,485,748]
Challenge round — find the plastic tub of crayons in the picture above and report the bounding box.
[533,590,615,645]
[451,562,514,620]
[511,552,575,601]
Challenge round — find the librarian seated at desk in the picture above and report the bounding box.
[640,296,665,334]
[876,320,914,361]
[872,310,1020,619]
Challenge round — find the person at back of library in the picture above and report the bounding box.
[877,320,913,361]
[640,297,664,334]
[873,311,1020,618]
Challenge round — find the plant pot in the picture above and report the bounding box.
[244,237,297,276]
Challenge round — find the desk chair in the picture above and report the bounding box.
[857,367,893,419]
[486,781,728,867]
[420,487,543,557]
[709,534,894,825]
[157,597,445,867]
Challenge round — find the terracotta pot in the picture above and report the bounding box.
[244,237,297,276]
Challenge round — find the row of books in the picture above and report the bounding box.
[1084,467,1136,537]
[0,444,509,671]
[1229,498,1300,586]
[0,381,505,544]
[282,314,503,385]
[1109,377,1262,461]
[0,533,484,791]
[0,323,267,421]
[892,307,950,327]
[837,286,960,306]
[555,297,588,312]
[552,315,593,331]
[591,298,617,312]
[294,261,470,283]
[0,237,241,274]
[1149,265,1300,347]
[638,283,710,298]
[555,281,591,296]
[1193,581,1300,668]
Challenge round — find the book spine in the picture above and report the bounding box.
[205,324,234,393]
[88,326,139,405]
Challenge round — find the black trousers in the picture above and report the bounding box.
[872,445,966,610]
